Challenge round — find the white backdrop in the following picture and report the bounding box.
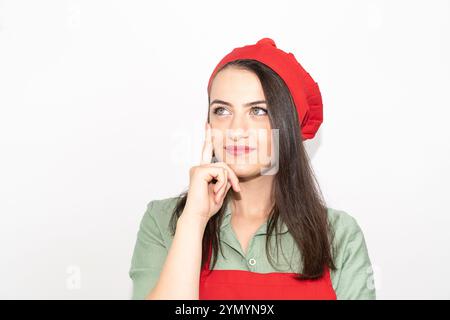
[0,0,449,299]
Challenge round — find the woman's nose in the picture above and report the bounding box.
[227,117,248,141]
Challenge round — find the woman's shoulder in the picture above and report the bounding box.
[325,207,366,243]
[325,207,376,299]
[140,195,182,236]
[145,196,181,216]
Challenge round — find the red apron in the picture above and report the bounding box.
[199,242,337,300]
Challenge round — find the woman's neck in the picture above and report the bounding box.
[230,174,275,221]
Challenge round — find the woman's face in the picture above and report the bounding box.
[208,66,275,178]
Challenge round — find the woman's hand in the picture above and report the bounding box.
[183,122,241,222]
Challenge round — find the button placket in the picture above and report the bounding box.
[245,235,261,271]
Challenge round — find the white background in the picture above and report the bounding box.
[0,0,449,299]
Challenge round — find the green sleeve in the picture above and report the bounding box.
[129,200,169,300]
[330,210,377,300]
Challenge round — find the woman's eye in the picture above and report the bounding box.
[212,106,230,115]
[212,106,268,116]
[250,107,268,116]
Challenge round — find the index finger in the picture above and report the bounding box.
[200,122,213,165]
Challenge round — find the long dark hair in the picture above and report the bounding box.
[169,59,336,280]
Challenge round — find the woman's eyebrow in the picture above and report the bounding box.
[209,99,267,108]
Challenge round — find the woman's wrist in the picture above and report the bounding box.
[177,210,209,233]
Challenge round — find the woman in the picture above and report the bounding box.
[129,38,376,300]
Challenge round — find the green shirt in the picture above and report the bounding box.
[129,196,377,300]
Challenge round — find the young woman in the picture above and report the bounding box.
[129,38,376,300]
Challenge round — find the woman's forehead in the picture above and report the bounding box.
[209,68,266,104]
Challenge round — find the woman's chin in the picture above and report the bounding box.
[224,162,269,178]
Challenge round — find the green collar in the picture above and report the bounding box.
[220,201,289,235]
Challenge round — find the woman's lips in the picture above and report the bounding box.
[224,145,256,156]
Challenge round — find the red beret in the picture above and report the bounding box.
[207,37,323,141]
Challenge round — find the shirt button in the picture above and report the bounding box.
[248,258,256,266]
